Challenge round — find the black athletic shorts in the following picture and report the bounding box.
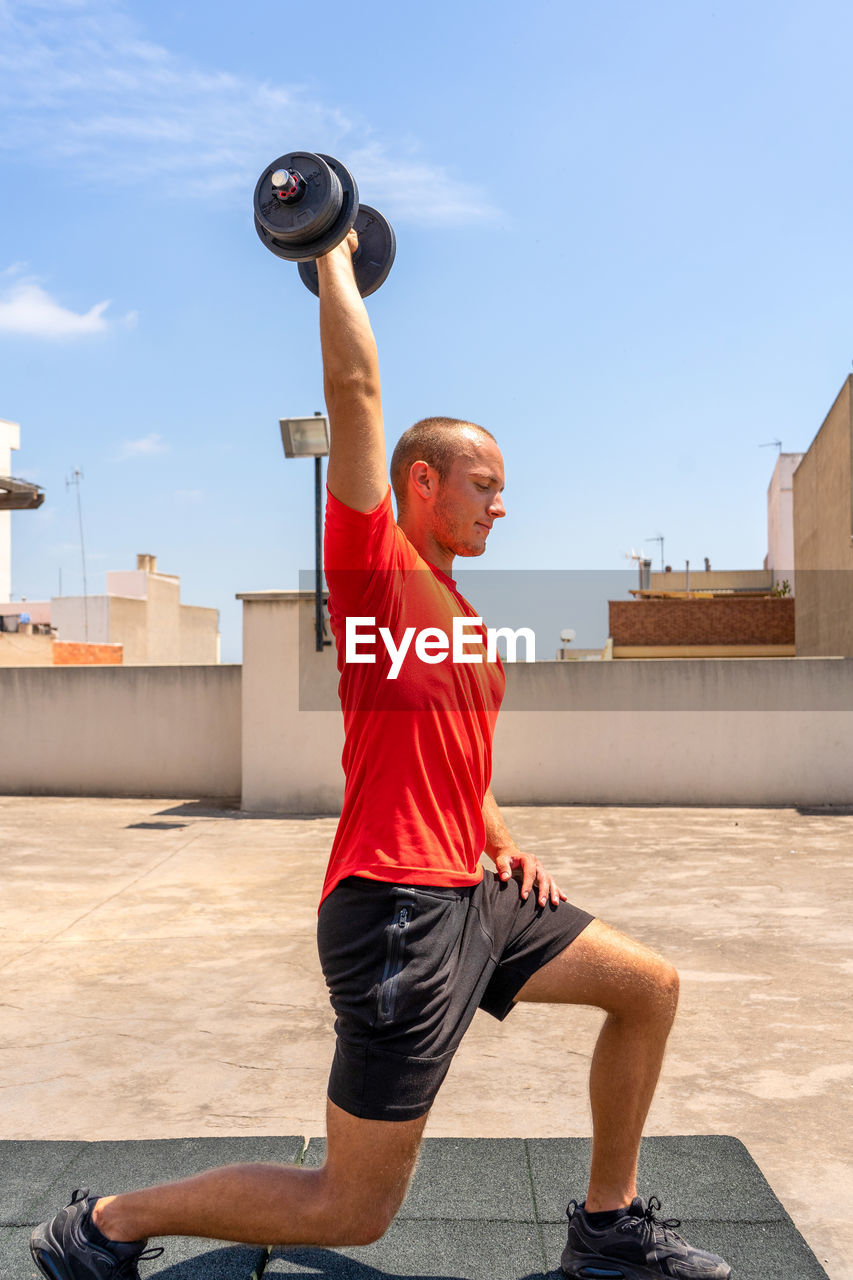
[317,872,594,1121]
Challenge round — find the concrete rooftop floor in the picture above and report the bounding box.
[0,797,850,1279]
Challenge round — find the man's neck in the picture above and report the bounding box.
[398,513,454,575]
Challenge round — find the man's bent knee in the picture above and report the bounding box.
[652,957,680,1021]
[314,1184,398,1247]
[345,1208,395,1247]
[608,942,680,1023]
[318,1101,426,1246]
[516,919,680,1017]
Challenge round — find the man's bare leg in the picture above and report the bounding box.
[515,918,679,1212]
[92,1100,428,1248]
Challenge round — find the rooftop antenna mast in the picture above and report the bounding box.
[759,439,783,454]
[66,468,89,641]
[645,533,665,572]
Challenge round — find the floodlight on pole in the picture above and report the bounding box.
[279,414,331,459]
[279,412,331,653]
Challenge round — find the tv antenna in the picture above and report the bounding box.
[66,468,89,641]
[645,533,665,571]
[759,439,782,453]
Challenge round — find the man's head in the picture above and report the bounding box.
[390,417,506,567]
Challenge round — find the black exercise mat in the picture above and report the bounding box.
[2,1136,829,1280]
[273,1136,828,1280]
[2,1137,302,1280]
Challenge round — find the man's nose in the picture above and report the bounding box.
[491,493,506,519]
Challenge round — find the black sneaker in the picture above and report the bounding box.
[560,1195,731,1279]
[30,1187,163,1280]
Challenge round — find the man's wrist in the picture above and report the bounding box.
[486,842,518,861]
[317,240,356,281]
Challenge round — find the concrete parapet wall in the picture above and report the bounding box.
[238,590,344,813]
[493,658,853,805]
[239,593,853,811]
[3,591,852,808]
[0,665,241,797]
[649,569,773,592]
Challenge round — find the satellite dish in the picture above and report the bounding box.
[560,628,576,645]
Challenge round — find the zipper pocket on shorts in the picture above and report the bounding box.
[377,904,411,1023]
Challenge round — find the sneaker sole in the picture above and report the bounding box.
[562,1265,630,1280]
[562,1257,731,1280]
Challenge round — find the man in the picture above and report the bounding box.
[31,231,731,1280]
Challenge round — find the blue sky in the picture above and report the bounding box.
[2,0,852,661]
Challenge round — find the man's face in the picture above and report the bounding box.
[430,430,506,559]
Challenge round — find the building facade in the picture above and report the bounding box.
[793,376,853,657]
[51,554,220,664]
[765,451,803,592]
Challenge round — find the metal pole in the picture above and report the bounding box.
[314,454,324,652]
[68,469,89,641]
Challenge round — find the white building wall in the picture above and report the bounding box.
[50,595,111,644]
[105,569,149,598]
[767,452,803,590]
[52,571,219,663]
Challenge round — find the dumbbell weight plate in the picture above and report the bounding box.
[298,205,396,297]
[253,151,359,262]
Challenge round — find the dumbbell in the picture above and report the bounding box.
[253,151,396,297]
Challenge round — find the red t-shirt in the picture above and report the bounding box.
[321,486,506,902]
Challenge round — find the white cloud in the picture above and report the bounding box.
[348,143,496,225]
[51,540,88,556]
[120,433,168,458]
[0,0,495,225]
[0,278,110,338]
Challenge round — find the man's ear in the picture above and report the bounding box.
[409,460,438,502]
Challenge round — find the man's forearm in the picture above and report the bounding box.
[316,236,387,512]
[482,788,518,859]
[317,244,380,398]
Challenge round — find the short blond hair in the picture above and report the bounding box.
[390,417,496,509]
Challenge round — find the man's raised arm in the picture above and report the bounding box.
[317,232,388,513]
